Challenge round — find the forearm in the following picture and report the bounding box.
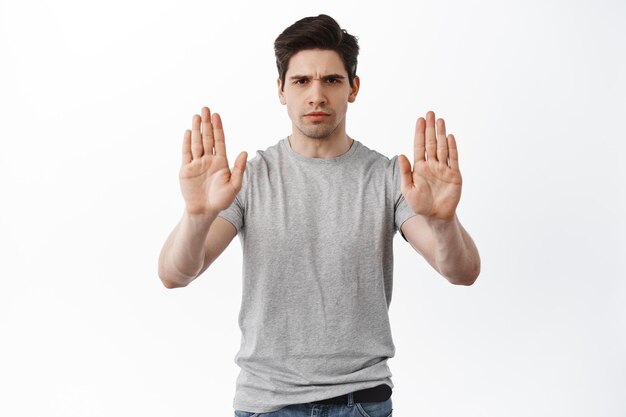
[427,214,481,285]
[158,210,218,288]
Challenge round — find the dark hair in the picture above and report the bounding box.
[274,14,359,92]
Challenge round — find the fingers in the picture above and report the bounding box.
[184,107,223,164]
[448,134,460,171]
[191,114,203,159]
[425,111,437,161]
[201,107,214,157]
[436,117,449,163]
[212,112,227,157]
[414,118,426,163]
[420,111,454,168]
[182,129,192,164]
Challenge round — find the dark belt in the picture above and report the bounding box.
[311,384,392,405]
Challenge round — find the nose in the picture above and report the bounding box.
[307,79,327,106]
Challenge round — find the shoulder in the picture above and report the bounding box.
[242,138,285,173]
[353,140,401,175]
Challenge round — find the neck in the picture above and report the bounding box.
[288,125,354,159]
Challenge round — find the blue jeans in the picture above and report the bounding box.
[234,393,393,417]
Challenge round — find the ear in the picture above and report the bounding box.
[277,78,286,105]
[348,75,360,103]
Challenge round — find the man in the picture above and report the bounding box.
[158,14,480,417]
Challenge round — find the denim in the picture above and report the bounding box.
[234,393,392,417]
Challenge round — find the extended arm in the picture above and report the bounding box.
[159,212,238,288]
[158,106,246,288]
[159,212,216,288]
[398,110,480,285]
[401,213,480,285]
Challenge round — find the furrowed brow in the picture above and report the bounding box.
[322,74,346,80]
[288,74,346,80]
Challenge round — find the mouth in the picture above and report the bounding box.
[305,112,331,121]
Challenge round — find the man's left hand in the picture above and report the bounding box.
[398,111,463,223]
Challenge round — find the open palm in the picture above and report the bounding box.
[398,111,462,222]
[179,107,247,215]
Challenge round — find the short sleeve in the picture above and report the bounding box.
[391,155,417,242]
[217,167,248,233]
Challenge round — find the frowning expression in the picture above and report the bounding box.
[278,49,360,140]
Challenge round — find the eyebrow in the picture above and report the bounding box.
[288,74,346,80]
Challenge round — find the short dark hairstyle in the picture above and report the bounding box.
[274,14,359,92]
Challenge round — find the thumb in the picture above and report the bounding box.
[397,154,413,194]
[229,151,248,191]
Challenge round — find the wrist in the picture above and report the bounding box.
[184,209,219,225]
[425,213,457,230]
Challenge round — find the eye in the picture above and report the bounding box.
[327,78,340,83]
[294,79,307,85]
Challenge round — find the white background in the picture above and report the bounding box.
[1,0,625,416]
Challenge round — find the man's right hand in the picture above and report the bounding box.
[179,107,248,216]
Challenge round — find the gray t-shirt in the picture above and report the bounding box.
[218,137,417,413]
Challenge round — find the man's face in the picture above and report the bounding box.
[278,49,359,140]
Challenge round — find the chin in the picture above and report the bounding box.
[298,124,338,140]
[303,131,332,140]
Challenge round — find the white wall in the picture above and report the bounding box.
[1,0,624,416]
